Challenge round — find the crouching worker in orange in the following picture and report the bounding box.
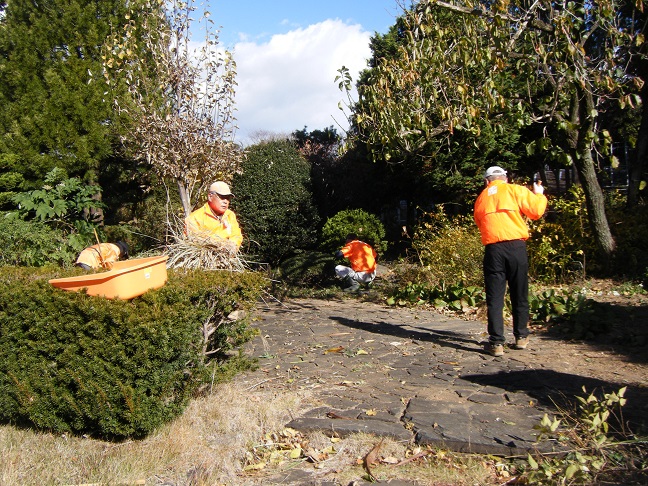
[186,181,243,250]
[334,234,377,292]
[76,241,129,270]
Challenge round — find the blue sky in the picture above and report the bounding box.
[210,1,401,49]
[200,0,404,144]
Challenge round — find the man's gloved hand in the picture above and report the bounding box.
[533,181,545,195]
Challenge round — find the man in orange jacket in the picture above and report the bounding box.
[335,234,377,292]
[474,166,547,356]
[76,241,129,270]
[186,181,243,250]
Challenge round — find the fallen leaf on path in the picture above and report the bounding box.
[356,349,369,355]
[365,409,377,416]
[324,346,345,354]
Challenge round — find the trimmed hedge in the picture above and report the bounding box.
[233,139,321,264]
[0,266,266,439]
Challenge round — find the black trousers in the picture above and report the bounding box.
[483,239,530,344]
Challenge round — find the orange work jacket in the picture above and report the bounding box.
[186,203,243,249]
[76,243,122,269]
[473,179,547,245]
[340,240,377,273]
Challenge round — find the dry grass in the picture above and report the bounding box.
[0,383,306,485]
[164,224,248,271]
[0,381,501,485]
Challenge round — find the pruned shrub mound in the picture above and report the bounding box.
[319,209,387,255]
[0,266,266,440]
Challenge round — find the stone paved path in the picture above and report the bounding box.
[235,296,648,461]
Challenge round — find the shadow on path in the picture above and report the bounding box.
[330,315,480,354]
[463,369,648,433]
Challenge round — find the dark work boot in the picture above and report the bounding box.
[343,277,360,293]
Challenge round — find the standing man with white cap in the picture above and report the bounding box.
[474,166,547,356]
[186,181,243,250]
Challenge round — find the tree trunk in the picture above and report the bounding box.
[571,87,616,258]
[626,83,648,209]
[177,180,192,218]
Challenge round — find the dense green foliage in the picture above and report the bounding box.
[276,250,337,287]
[0,216,76,267]
[233,139,320,264]
[319,209,387,255]
[7,167,106,251]
[0,266,266,439]
[0,0,130,186]
[607,199,648,285]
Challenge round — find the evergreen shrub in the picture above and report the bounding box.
[8,167,106,252]
[0,266,266,439]
[233,139,320,265]
[319,209,387,255]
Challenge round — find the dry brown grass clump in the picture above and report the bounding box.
[165,230,248,272]
[0,383,310,485]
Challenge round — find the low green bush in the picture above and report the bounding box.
[319,209,387,255]
[0,266,266,439]
[608,203,648,284]
[386,280,485,312]
[527,186,594,283]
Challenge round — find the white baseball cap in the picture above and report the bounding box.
[484,166,507,178]
[209,181,233,196]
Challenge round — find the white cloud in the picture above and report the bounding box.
[231,19,371,145]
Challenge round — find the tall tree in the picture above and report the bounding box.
[618,0,648,208]
[344,0,646,258]
[0,0,128,189]
[103,0,242,218]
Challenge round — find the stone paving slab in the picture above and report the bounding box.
[235,296,647,462]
